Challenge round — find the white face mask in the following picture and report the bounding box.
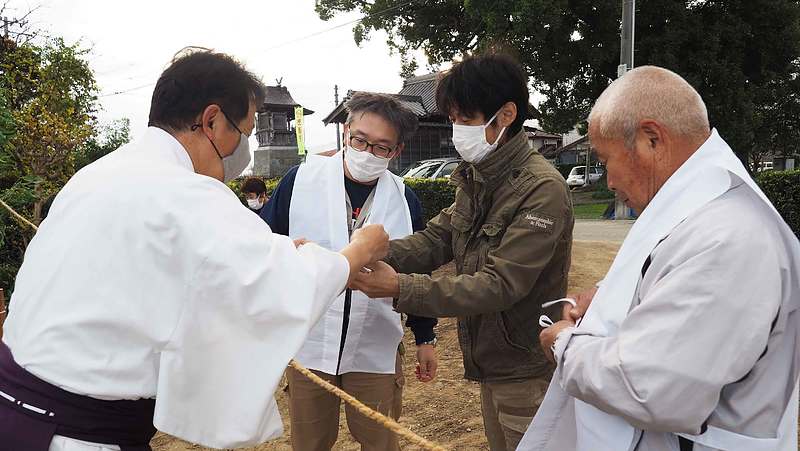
[246,198,263,210]
[221,133,251,183]
[451,109,507,164]
[343,141,390,183]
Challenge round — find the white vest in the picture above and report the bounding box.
[289,152,413,375]
[519,129,800,451]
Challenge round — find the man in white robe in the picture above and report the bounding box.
[522,66,800,451]
[0,48,389,450]
[262,92,438,451]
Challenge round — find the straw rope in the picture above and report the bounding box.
[0,198,39,231]
[0,199,448,450]
[287,360,447,451]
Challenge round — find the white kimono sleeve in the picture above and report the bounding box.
[152,212,349,448]
[556,224,782,434]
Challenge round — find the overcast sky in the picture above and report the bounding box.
[6,0,434,154]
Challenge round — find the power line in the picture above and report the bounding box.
[98,0,421,98]
[99,82,154,98]
[262,0,419,52]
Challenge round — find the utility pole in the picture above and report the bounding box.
[583,146,591,187]
[614,0,635,219]
[334,85,341,151]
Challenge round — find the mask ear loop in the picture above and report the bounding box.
[191,122,224,160]
[485,109,508,146]
[538,298,577,328]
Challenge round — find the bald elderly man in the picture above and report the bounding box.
[519,66,800,451]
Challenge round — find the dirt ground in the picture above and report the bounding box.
[151,240,620,451]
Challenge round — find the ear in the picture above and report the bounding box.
[638,120,665,151]
[201,104,222,133]
[496,101,517,128]
[394,142,405,157]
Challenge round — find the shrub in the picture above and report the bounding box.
[404,178,457,223]
[229,175,458,224]
[590,178,614,199]
[228,176,281,205]
[756,169,800,237]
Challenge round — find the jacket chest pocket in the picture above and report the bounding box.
[475,222,504,271]
[450,212,472,272]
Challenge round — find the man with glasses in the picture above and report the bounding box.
[261,92,438,451]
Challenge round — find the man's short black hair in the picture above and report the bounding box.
[148,47,266,132]
[345,92,419,143]
[436,52,530,135]
[242,177,267,196]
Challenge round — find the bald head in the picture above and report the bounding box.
[589,66,710,148]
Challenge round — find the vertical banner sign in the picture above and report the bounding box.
[295,105,305,156]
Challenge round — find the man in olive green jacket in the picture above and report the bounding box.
[351,53,574,451]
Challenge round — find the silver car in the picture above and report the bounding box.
[401,158,462,179]
[566,166,604,187]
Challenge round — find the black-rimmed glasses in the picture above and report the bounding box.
[349,135,398,159]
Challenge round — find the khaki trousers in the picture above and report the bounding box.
[287,353,404,451]
[480,377,550,451]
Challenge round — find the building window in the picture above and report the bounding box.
[273,112,288,131]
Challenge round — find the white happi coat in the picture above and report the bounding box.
[289,151,412,375]
[3,127,349,450]
[519,130,800,451]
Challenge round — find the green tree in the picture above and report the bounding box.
[0,86,27,295]
[1,36,98,221]
[0,32,126,294]
[75,118,131,170]
[316,0,800,165]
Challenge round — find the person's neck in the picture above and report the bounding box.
[648,135,708,201]
[171,129,206,173]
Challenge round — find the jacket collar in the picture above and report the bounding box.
[138,126,195,172]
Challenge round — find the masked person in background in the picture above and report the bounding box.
[261,92,438,451]
[350,52,574,451]
[0,48,389,451]
[242,177,268,215]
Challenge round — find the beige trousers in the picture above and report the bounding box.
[480,377,550,451]
[286,353,404,451]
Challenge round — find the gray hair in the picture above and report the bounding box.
[588,66,710,148]
[345,92,419,143]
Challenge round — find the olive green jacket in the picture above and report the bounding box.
[386,130,574,382]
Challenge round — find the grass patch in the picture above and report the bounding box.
[573,203,608,220]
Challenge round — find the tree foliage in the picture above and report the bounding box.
[316,0,800,166]
[75,118,131,171]
[2,37,97,192]
[0,30,130,294]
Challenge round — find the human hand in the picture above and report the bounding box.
[415,344,438,382]
[539,319,575,364]
[293,238,310,248]
[350,224,390,263]
[563,286,598,322]
[349,261,400,298]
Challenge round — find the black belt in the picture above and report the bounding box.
[0,342,156,450]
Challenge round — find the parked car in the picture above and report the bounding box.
[401,158,462,179]
[757,161,774,172]
[566,166,604,187]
